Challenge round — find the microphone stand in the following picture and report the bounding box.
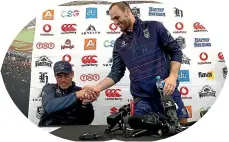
[104,113,130,138]
[104,98,142,138]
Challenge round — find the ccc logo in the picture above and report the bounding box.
[61,24,77,32]
[105,89,121,97]
[80,74,100,81]
[36,42,55,49]
[82,55,97,64]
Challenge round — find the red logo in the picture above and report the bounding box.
[80,74,100,81]
[109,23,118,30]
[43,24,51,32]
[110,107,118,114]
[36,42,55,49]
[175,22,184,30]
[82,55,97,64]
[62,54,72,62]
[218,52,224,60]
[199,52,208,61]
[193,22,206,30]
[105,89,121,97]
[180,87,189,96]
[61,24,77,32]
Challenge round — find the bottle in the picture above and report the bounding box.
[156,76,165,90]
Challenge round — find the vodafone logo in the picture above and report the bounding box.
[180,86,192,99]
[173,22,186,34]
[175,22,184,30]
[198,52,211,65]
[62,54,72,62]
[199,52,208,61]
[180,87,189,96]
[107,23,120,34]
[40,24,53,36]
[109,23,118,31]
[218,52,225,61]
[43,24,51,32]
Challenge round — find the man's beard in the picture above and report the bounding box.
[120,20,131,32]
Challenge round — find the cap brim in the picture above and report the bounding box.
[55,71,72,75]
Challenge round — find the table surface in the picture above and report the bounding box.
[48,125,171,141]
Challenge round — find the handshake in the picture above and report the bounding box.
[76,86,101,104]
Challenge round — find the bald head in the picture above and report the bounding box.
[109,1,132,12]
[109,1,135,32]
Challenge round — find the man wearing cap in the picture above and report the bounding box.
[82,1,189,125]
[38,61,94,127]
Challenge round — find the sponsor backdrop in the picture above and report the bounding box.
[28,3,227,125]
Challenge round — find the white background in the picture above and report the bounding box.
[0,0,228,142]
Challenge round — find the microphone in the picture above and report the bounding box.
[106,98,141,126]
[104,98,141,134]
[161,95,179,126]
[128,114,159,130]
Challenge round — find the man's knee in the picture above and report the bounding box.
[134,99,154,115]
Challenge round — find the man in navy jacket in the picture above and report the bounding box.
[38,61,94,126]
[83,1,189,125]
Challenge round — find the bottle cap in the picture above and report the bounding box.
[156,76,160,80]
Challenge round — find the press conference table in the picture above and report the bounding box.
[46,125,170,141]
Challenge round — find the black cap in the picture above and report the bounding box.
[53,61,72,75]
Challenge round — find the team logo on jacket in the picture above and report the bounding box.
[143,28,150,38]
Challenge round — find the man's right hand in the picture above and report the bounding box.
[83,85,100,100]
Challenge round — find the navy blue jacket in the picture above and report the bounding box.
[107,17,182,99]
[38,82,94,126]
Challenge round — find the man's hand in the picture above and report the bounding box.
[82,85,100,100]
[163,76,177,95]
[76,90,87,100]
[75,90,94,105]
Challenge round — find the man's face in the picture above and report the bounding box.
[55,72,74,89]
[109,5,132,32]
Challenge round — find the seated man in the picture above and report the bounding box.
[38,61,94,127]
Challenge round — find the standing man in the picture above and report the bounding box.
[83,1,189,125]
[38,61,94,127]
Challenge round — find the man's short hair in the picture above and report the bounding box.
[109,1,131,12]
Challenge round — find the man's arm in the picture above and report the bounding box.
[41,84,84,114]
[82,42,126,99]
[96,42,126,92]
[156,21,183,78]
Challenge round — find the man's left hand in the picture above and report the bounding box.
[163,76,177,95]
